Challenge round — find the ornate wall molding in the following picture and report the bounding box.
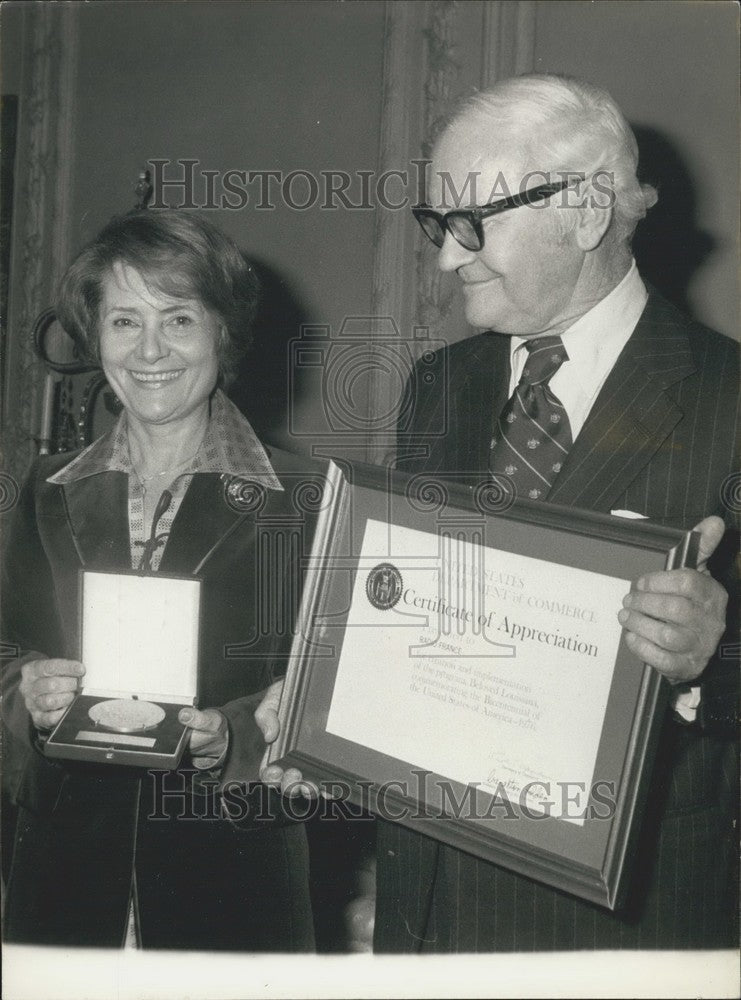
[367,0,461,465]
[481,0,536,85]
[366,1,426,465]
[367,0,537,466]
[416,0,465,347]
[3,4,78,482]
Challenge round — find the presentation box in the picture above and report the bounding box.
[45,570,202,769]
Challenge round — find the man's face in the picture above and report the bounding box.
[429,128,588,336]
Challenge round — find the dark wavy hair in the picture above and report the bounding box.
[56,210,260,386]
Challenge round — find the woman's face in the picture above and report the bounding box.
[99,262,221,429]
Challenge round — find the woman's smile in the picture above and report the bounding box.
[127,368,186,386]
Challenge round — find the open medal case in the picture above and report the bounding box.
[44,569,202,768]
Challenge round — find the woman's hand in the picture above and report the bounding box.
[19,659,85,731]
[179,707,229,768]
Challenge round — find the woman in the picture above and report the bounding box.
[2,211,316,950]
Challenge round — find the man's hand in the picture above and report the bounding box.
[618,516,728,684]
[179,707,228,766]
[19,659,84,730]
[254,679,318,798]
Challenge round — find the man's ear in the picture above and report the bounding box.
[574,177,615,251]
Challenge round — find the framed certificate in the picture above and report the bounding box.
[270,461,697,909]
[44,569,202,768]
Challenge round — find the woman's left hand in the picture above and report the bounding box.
[178,707,229,766]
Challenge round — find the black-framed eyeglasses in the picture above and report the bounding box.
[412,179,569,252]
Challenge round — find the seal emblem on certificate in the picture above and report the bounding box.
[366,563,403,610]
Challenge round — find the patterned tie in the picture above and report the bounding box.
[489,336,572,500]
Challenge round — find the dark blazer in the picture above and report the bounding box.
[375,291,739,951]
[2,447,321,950]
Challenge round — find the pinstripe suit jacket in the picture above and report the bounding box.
[374,291,739,951]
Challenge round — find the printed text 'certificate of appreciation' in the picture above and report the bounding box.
[326,519,630,823]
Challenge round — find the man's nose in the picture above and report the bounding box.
[437,230,477,272]
[136,322,169,363]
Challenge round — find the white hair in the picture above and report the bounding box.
[445,74,658,241]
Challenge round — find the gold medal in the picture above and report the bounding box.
[88,699,165,733]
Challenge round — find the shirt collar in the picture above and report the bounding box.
[510,261,648,395]
[47,389,283,490]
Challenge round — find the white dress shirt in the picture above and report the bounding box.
[508,259,648,439]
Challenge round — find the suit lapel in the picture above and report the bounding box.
[158,473,249,575]
[60,471,252,576]
[60,473,130,569]
[548,294,696,510]
[443,332,511,474]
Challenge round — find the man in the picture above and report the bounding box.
[258,74,737,951]
[372,73,738,952]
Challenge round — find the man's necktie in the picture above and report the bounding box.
[489,336,572,500]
